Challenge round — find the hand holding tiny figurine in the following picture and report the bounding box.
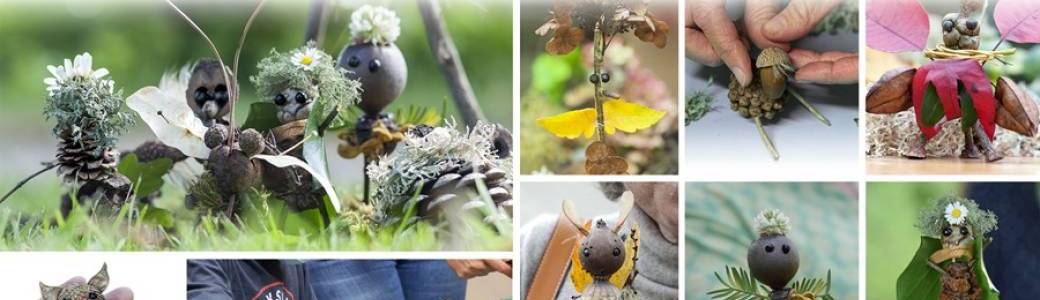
[40,264,133,300]
[446,259,513,279]
[685,0,856,86]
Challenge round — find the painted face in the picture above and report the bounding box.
[187,59,234,126]
[272,87,317,124]
[942,222,974,249]
[578,219,626,278]
[40,264,108,300]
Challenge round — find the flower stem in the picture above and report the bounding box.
[593,24,607,142]
[788,89,830,126]
[754,117,779,161]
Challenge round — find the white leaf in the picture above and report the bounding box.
[127,86,210,159]
[252,154,341,213]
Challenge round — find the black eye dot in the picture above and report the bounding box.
[765,244,774,253]
[782,244,790,254]
[589,73,600,84]
[943,20,954,31]
[274,94,287,105]
[213,84,228,105]
[348,56,361,68]
[368,59,382,72]
[943,227,953,237]
[295,92,308,104]
[582,247,590,257]
[960,227,969,235]
[601,73,611,83]
[88,292,99,299]
[613,247,621,256]
[966,20,978,30]
[194,87,209,104]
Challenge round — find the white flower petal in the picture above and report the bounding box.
[92,68,109,79]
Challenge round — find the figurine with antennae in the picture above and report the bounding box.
[561,194,640,300]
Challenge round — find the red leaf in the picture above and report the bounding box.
[911,59,997,140]
[994,0,1040,44]
[866,0,930,52]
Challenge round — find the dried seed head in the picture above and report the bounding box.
[204,124,229,149]
[239,128,264,157]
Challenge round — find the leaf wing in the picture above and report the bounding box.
[538,108,597,139]
[569,220,594,292]
[126,86,210,159]
[252,154,341,213]
[895,236,943,300]
[603,99,666,135]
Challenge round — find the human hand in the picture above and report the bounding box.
[59,277,134,300]
[446,259,512,279]
[686,0,856,86]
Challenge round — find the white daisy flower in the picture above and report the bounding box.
[349,5,401,45]
[945,202,969,225]
[44,52,110,95]
[291,47,322,71]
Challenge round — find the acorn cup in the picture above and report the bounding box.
[747,209,800,299]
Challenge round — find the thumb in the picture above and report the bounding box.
[762,0,841,43]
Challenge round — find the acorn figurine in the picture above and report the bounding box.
[39,263,109,300]
[338,4,407,117]
[747,209,799,300]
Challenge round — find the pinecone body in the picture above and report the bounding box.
[729,74,786,120]
[417,162,513,222]
[56,129,120,184]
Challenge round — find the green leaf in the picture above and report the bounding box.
[974,236,1000,300]
[140,206,174,228]
[896,236,943,300]
[302,99,338,215]
[116,153,173,197]
[708,265,767,300]
[959,84,978,132]
[921,84,945,126]
[241,102,281,131]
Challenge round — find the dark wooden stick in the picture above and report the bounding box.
[304,0,327,45]
[417,0,486,127]
[1,162,57,205]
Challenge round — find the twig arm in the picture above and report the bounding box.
[1,161,58,205]
[417,0,486,127]
[304,0,327,45]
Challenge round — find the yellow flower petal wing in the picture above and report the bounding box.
[610,222,640,288]
[537,108,597,139]
[603,99,666,134]
[569,220,594,292]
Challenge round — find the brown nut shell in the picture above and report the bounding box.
[759,67,787,100]
[585,141,627,175]
[995,76,1039,136]
[866,67,916,114]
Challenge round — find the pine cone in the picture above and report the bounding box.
[417,161,513,221]
[729,74,786,120]
[55,129,120,185]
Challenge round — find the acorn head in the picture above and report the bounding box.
[338,43,407,115]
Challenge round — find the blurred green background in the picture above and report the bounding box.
[0,0,511,214]
[685,182,859,300]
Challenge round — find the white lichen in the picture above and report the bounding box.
[349,5,401,45]
[754,209,790,236]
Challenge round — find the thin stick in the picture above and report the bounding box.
[592,24,607,142]
[418,0,486,127]
[1,162,57,205]
[754,117,779,161]
[234,0,267,79]
[303,0,327,45]
[788,89,831,126]
[165,0,236,146]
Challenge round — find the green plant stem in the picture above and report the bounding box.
[592,25,607,142]
[788,89,830,126]
[754,117,780,161]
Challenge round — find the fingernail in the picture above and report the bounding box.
[732,68,750,87]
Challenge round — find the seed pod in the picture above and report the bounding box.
[204,124,229,149]
[238,129,264,157]
[756,47,791,100]
[585,141,627,175]
[995,76,1040,136]
[866,67,916,114]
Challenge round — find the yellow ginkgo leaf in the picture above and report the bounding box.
[569,221,641,292]
[537,99,665,139]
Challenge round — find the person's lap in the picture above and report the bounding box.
[306,260,466,300]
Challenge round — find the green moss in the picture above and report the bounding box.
[915,195,998,238]
[250,42,361,117]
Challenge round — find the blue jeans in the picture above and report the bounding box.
[306,260,467,300]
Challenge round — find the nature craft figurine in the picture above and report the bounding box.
[896,196,999,300]
[709,209,834,300]
[336,5,411,204]
[560,194,639,299]
[866,0,1039,162]
[534,0,668,175]
[367,120,512,228]
[38,53,136,213]
[40,264,109,300]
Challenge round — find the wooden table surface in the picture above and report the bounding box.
[867,157,1040,175]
